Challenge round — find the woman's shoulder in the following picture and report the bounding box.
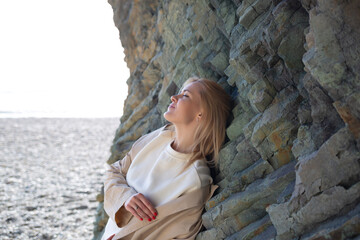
[190,160,213,187]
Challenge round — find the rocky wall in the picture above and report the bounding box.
[93,0,360,239]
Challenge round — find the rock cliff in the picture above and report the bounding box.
[93,0,360,239]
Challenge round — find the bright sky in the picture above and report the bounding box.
[0,0,129,118]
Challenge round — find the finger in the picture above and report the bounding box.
[133,197,154,220]
[135,204,153,221]
[125,201,144,221]
[127,206,144,221]
[138,194,157,216]
[127,193,157,219]
[107,234,115,240]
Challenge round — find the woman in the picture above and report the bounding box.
[102,77,232,240]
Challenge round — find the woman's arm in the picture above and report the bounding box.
[104,127,165,227]
[104,151,137,227]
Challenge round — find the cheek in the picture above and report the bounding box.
[183,101,200,115]
[181,103,200,120]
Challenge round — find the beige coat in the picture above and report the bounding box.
[104,126,217,240]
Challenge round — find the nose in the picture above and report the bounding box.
[171,95,178,103]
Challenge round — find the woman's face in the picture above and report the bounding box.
[163,82,203,126]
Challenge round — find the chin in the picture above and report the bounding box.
[163,111,171,121]
[164,111,176,124]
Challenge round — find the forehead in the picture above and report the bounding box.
[182,82,202,93]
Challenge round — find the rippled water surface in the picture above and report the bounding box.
[0,118,119,239]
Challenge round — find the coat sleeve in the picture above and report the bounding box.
[103,126,167,228]
[103,149,137,228]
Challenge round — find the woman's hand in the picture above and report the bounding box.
[124,193,157,221]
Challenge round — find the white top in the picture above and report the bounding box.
[102,127,212,239]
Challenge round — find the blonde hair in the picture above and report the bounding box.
[180,77,232,167]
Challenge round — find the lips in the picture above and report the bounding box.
[168,103,175,109]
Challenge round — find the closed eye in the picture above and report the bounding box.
[178,89,191,98]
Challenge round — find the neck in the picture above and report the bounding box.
[172,123,197,154]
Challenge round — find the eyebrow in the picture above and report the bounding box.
[181,89,191,94]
